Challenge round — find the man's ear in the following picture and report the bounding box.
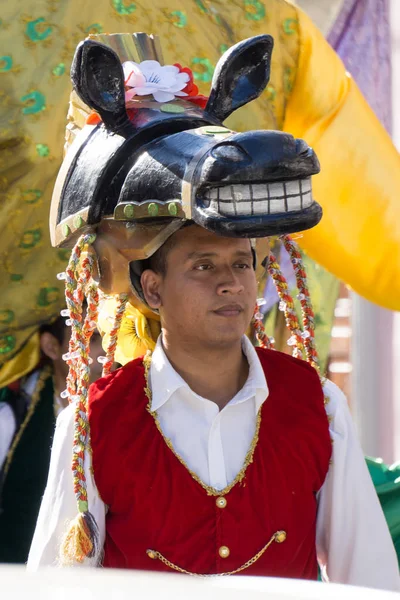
[71,39,133,135]
[40,332,61,361]
[141,269,162,310]
[205,35,273,123]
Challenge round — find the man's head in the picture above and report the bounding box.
[140,225,260,349]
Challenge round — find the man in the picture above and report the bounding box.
[27,34,399,589]
[28,225,399,589]
[0,317,104,563]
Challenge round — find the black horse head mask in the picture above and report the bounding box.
[51,34,321,243]
[50,33,321,313]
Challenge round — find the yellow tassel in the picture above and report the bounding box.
[60,512,95,565]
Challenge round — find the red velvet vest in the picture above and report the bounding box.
[88,347,331,578]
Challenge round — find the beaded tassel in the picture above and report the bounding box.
[282,235,319,370]
[60,233,100,565]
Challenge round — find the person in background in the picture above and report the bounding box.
[0,316,104,564]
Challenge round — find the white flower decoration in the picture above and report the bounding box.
[123,60,190,103]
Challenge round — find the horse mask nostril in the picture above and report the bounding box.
[211,144,249,162]
[296,138,310,156]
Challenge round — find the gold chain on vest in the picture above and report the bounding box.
[142,351,287,576]
[146,530,287,577]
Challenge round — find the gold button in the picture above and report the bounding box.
[216,496,227,509]
[147,549,157,559]
[275,531,287,543]
[219,545,230,558]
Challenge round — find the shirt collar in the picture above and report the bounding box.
[149,335,268,413]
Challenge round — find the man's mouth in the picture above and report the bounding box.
[213,304,244,317]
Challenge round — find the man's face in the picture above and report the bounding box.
[141,225,258,349]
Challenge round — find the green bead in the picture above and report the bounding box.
[10,274,23,282]
[160,103,185,114]
[123,204,135,218]
[62,224,71,237]
[148,203,159,216]
[78,500,88,513]
[205,127,230,135]
[74,215,84,229]
[168,202,178,216]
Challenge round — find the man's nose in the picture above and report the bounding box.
[216,267,245,295]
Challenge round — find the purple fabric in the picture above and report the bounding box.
[327,0,392,134]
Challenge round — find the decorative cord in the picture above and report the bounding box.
[281,235,319,370]
[252,304,275,350]
[267,251,304,359]
[59,233,100,565]
[101,293,128,377]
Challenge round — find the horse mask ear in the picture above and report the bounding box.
[71,39,132,135]
[205,35,274,123]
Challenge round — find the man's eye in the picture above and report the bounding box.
[235,263,251,269]
[194,263,213,271]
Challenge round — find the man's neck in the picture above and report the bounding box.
[161,333,249,411]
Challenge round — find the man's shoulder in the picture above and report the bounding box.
[255,346,320,378]
[255,346,324,406]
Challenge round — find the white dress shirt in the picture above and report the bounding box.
[27,336,399,591]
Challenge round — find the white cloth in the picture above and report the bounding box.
[27,337,399,591]
[0,402,16,470]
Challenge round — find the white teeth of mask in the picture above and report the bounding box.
[204,178,313,216]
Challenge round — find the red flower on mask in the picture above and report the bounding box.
[173,63,208,109]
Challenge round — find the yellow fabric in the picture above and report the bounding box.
[0,331,40,387]
[284,8,400,309]
[98,298,160,365]
[1,0,399,367]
